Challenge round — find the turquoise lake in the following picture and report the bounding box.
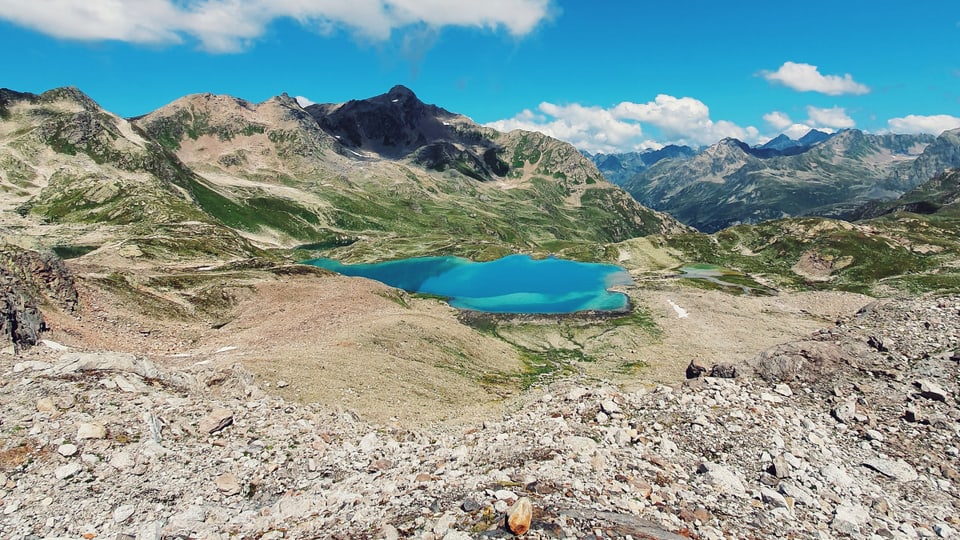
[303,254,634,314]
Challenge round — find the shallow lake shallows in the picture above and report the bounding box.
[303,254,634,314]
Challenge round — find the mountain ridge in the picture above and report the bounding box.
[2,85,686,266]
[619,128,945,232]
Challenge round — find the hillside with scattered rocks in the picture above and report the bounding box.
[1,294,958,539]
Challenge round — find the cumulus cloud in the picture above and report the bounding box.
[762,109,847,140]
[487,94,759,153]
[888,114,960,135]
[763,111,793,131]
[0,0,552,52]
[486,103,646,154]
[806,106,855,129]
[762,61,870,96]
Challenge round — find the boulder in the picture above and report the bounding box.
[750,341,845,383]
[506,497,532,535]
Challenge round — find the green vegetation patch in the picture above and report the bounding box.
[51,245,98,260]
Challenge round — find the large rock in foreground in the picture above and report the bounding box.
[0,244,77,348]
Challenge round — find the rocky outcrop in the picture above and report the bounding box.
[0,282,43,349]
[0,245,77,349]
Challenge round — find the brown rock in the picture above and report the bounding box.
[685,360,707,379]
[507,497,532,536]
[199,408,234,435]
[36,397,56,413]
[678,508,696,523]
[693,507,712,523]
[751,341,845,383]
[215,473,241,496]
[709,364,738,378]
[369,459,393,472]
[627,478,653,498]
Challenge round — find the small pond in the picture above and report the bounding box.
[303,254,634,314]
[675,263,772,295]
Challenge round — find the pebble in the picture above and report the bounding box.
[214,473,241,496]
[832,504,870,535]
[54,463,82,480]
[915,379,949,402]
[832,398,857,423]
[113,504,136,523]
[36,397,57,413]
[57,443,78,457]
[773,383,793,397]
[821,464,854,487]
[760,487,789,509]
[934,522,956,538]
[600,399,621,414]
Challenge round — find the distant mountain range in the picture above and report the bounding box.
[592,128,960,232]
[587,145,697,186]
[587,130,836,187]
[0,85,685,265]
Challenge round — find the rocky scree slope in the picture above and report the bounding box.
[1,295,959,539]
[622,129,950,233]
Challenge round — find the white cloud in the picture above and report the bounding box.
[763,111,793,131]
[486,102,646,154]
[762,61,870,96]
[295,96,315,108]
[888,114,960,135]
[487,94,760,153]
[0,0,552,52]
[762,108,846,140]
[783,123,829,140]
[805,106,855,129]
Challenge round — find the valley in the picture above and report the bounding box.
[2,84,960,539]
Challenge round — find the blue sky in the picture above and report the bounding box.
[1,0,958,152]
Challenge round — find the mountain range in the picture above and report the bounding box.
[605,128,960,232]
[0,85,684,266]
[2,84,959,300]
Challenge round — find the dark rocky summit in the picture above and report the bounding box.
[306,85,510,181]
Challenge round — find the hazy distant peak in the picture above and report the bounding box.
[797,128,833,146]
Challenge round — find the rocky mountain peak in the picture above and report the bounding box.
[797,128,833,146]
[269,92,302,110]
[760,133,793,150]
[304,86,466,160]
[706,138,750,159]
[38,86,102,112]
[386,84,417,102]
